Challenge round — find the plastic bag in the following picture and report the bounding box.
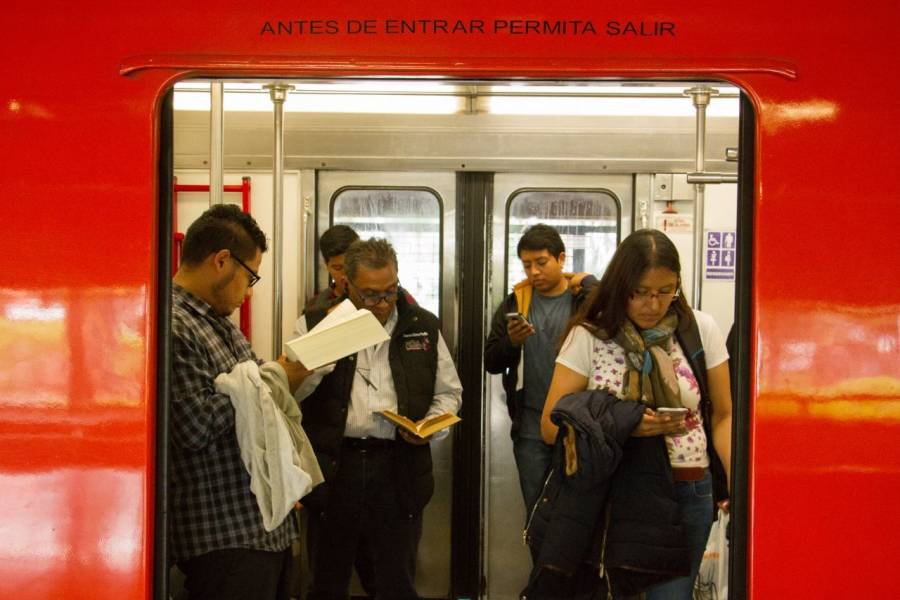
[693,508,729,600]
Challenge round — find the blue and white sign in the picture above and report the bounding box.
[705,230,736,280]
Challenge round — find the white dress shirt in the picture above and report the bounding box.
[293,306,462,440]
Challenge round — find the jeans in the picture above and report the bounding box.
[513,436,554,519]
[645,470,714,600]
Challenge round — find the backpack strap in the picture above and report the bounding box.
[676,310,729,508]
[677,311,709,400]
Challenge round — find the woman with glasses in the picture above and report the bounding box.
[533,228,732,600]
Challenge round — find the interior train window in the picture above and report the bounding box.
[331,187,442,315]
[506,189,620,287]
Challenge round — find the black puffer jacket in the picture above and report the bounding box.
[603,436,691,596]
[523,390,690,599]
[523,390,643,595]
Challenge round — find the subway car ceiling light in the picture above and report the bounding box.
[173,81,741,117]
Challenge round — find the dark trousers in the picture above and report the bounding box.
[307,441,422,600]
[354,536,378,597]
[179,547,293,600]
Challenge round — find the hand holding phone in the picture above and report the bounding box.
[504,311,534,346]
[655,407,688,421]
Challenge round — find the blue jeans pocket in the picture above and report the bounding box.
[692,474,713,498]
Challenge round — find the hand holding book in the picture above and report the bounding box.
[378,410,461,441]
[275,355,313,394]
[398,428,431,445]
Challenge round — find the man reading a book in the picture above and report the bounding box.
[170,204,313,600]
[484,223,597,527]
[293,238,462,600]
[297,225,407,598]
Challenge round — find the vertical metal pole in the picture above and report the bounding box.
[209,82,224,206]
[685,86,718,309]
[300,191,311,303]
[265,83,293,359]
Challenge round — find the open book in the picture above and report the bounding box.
[284,299,390,370]
[379,410,461,439]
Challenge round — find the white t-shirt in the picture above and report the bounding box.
[556,310,728,468]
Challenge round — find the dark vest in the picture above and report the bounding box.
[301,293,441,512]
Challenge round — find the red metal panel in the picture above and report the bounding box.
[1,1,898,598]
[172,179,253,339]
[173,176,180,275]
[239,177,252,340]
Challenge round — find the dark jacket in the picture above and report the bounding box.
[484,275,596,433]
[523,390,690,599]
[300,292,439,513]
[603,437,692,595]
[524,390,645,574]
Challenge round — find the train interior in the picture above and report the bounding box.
[167,78,743,599]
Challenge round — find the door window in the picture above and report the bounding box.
[506,189,620,287]
[332,187,442,315]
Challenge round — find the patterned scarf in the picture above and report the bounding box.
[613,310,682,409]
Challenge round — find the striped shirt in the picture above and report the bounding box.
[170,284,298,562]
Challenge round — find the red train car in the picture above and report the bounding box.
[2,1,899,599]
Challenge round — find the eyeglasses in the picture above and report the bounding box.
[230,253,261,288]
[347,279,399,307]
[630,289,680,305]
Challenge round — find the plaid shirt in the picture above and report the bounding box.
[169,284,298,562]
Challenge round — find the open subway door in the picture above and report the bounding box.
[3,3,900,600]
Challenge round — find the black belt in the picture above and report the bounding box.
[342,437,396,451]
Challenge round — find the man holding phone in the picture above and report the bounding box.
[484,224,597,524]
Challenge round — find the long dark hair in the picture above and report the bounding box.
[565,229,691,340]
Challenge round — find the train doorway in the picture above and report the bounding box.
[164,78,747,600]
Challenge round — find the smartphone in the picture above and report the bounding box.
[656,407,688,419]
[505,312,529,324]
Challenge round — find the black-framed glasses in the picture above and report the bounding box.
[346,279,399,307]
[229,253,261,288]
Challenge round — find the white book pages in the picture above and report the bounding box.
[307,298,358,334]
[284,300,389,370]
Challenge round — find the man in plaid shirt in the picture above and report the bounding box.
[171,204,310,600]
